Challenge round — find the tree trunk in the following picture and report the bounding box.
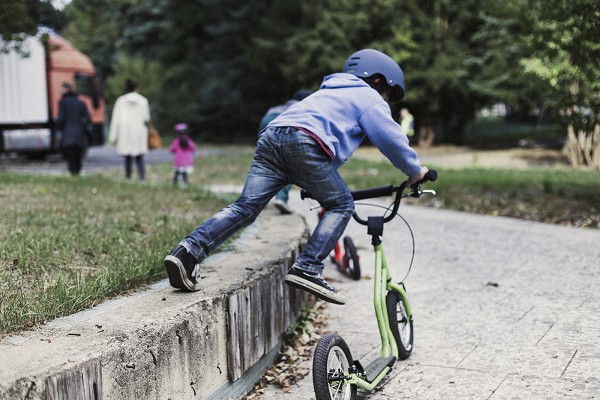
[592,123,600,169]
[418,126,436,147]
[563,123,600,170]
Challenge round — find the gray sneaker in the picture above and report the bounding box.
[164,245,201,291]
[284,267,346,305]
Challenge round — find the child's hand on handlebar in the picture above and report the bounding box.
[406,166,429,187]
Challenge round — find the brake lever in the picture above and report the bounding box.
[409,187,437,198]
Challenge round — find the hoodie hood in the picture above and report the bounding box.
[122,92,147,105]
[319,73,370,91]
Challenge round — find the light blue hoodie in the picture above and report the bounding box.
[268,73,422,176]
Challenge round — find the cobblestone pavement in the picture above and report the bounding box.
[256,189,600,400]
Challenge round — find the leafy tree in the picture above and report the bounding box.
[248,0,415,125]
[63,0,171,131]
[64,0,271,139]
[373,0,488,144]
[104,53,164,115]
[0,0,66,53]
[466,1,554,124]
[521,0,600,168]
[0,2,35,52]
[153,0,269,140]
[241,1,310,120]
[28,0,67,32]
[58,0,600,150]
[62,0,123,80]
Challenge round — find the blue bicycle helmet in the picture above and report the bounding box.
[343,49,405,101]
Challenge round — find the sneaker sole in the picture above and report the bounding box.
[164,255,200,292]
[284,274,346,305]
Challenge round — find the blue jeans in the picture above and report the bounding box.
[180,127,355,274]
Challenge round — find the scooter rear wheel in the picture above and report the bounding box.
[343,236,361,280]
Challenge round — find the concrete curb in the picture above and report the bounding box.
[0,207,309,399]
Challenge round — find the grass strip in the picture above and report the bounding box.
[0,170,229,336]
[340,158,600,228]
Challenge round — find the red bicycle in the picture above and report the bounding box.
[318,209,361,280]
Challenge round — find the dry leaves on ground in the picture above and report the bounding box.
[243,300,328,399]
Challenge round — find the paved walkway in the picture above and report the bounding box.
[256,190,600,399]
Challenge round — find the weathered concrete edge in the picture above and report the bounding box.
[0,209,309,399]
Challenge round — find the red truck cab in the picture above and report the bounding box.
[0,33,105,156]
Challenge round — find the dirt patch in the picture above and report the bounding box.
[355,145,569,170]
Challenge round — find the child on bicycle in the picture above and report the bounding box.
[164,49,428,305]
[169,123,196,188]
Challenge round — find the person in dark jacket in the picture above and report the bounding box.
[258,89,312,214]
[56,82,92,175]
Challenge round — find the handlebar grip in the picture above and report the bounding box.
[351,185,395,201]
[411,169,438,188]
[426,169,438,182]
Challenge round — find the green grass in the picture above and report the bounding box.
[1,145,598,336]
[340,157,600,228]
[0,167,232,336]
[96,145,254,186]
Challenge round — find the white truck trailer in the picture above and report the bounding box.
[0,34,105,157]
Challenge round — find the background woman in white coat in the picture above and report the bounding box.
[108,79,151,180]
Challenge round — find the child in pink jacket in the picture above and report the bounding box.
[169,123,196,188]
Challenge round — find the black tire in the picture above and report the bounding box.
[343,236,361,281]
[25,152,48,160]
[313,334,357,400]
[386,290,413,360]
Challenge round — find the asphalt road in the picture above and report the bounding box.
[0,145,180,175]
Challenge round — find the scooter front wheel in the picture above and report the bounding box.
[313,334,357,400]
